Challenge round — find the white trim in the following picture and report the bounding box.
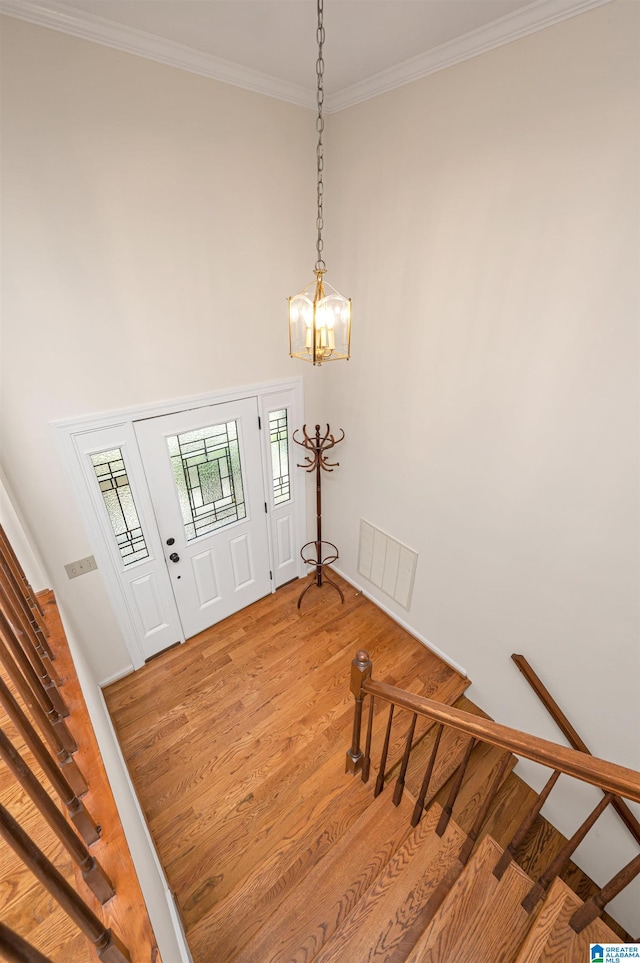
[258,388,307,584]
[0,0,611,113]
[327,0,612,111]
[54,424,149,670]
[98,665,135,689]
[0,0,313,109]
[52,377,304,433]
[331,564,468,679]
[53,379,306,671]
[96,688,194,963]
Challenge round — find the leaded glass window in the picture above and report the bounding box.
[91,449,150,566]
[167,421,246,541]
[269,409,290,505]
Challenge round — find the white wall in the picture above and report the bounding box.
[1,0,639,933]
[0,16,323,682]
[324,0,639,929]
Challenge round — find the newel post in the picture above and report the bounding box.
[345,649,372,775]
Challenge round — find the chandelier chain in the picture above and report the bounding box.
[315,0,326,273]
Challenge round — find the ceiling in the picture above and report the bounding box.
[0,0,609,110]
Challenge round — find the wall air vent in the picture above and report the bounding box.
[357,519,418,610]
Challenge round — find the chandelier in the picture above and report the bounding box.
[288,0,351,366]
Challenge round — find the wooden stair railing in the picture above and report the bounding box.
[0,806,130,962]
[347,649,640,933]
[512,651,640,847]
[0,527,134,962]
[0,672,88,798]
[0,524,48,625]
[0,727,113,901]
[0,612,74,749]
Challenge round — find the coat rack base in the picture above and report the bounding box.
[297,540,345,609]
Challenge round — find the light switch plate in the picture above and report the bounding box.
[64,555,98,579]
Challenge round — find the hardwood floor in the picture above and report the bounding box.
[104,573,469,962]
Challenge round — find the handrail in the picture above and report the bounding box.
[512,653,640,846]
[363,679,640,802]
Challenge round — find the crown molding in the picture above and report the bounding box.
[0,0,612,114]
[325,0,612,112]
[0,0,315,109]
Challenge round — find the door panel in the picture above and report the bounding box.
[275,515,295,571]
[230,533,252,587]
[129,574,168,637]
[134,398,271,639]
[191,551,220,608]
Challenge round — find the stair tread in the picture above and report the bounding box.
[311,803,467,963]
[407,834,536,963]
[231,789,415,963]
[515,876,621,962]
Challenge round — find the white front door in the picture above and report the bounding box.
[134,398,272,639]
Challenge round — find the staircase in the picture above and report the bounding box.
[195,653,638,963]
[0,520,159,962]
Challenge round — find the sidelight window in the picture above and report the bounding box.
[91,448,150,566]
[268,409,291,505]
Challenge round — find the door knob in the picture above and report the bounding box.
[169,552,180,563]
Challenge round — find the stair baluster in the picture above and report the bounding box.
[0,523,47,621]
[493,769,561,880]
[0,922,55,963]
[0,727,113,901]
[392,712,418,806]
[411,723,444,827]
[569,851,640,932]
[361,694,374,783]
[374,704,395,797]
[0,554,52,661]
[0,805,129,963]
[0,571,56,675]
[0,617,75,753]
[0,665,86,797]
[0,676,97,843]
[0,598,67,716]
[521,792,614,912]
[436,737,476,837]
[458,750,513,864]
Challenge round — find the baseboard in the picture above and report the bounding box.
[99,665,135,688]
[331,564,468,679]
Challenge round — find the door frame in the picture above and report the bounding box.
[53,378,306,676]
